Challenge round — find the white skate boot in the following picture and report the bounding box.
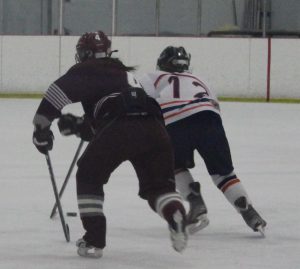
[76,238,103,258]
[169,210,188,253]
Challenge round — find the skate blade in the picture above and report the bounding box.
[187,215,209,235]
[256,225,266,238]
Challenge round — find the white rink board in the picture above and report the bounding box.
[270,39,300,99]
[0,36,299,98]
[1,36,60,92]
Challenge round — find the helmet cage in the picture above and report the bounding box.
[157,46,191,73]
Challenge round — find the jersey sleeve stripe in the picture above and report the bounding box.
[50,83,72,105]
[46,89,65,109]
[45,83,72,110]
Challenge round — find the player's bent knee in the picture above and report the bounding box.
[211,170,238,187]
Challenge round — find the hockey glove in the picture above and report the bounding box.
[33,126,54,154]
[58,113,83,136]
[58,113,94,141]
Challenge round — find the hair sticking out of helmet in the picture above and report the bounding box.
[157,46,191,73]
[75,31,112,63]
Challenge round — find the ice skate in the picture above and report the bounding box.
[186,182,209,234]
[169,210,188,253]
[235,197,267,236]
[76,238,103,258]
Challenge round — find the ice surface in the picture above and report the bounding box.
[0,99,299,269]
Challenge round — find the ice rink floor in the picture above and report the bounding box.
[0,99,299,269]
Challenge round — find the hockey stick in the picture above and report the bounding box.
[45,152,70,242]
[50,139,84,219]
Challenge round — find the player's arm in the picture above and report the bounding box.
[32,70,85,154]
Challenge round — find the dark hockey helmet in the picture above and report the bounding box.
[157,46,191,73]
[75,30,112,63]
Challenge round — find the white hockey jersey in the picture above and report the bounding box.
[139,71,220,125]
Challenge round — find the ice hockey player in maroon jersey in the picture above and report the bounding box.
[32,32,188,258]
[139,46,267,236]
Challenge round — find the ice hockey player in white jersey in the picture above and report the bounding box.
[139,46,267,235]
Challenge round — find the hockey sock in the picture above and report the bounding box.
[154,192,186,226]
[211,171,251,211]
[175,169,195,201]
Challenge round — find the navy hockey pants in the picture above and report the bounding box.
[166,111,234,176]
